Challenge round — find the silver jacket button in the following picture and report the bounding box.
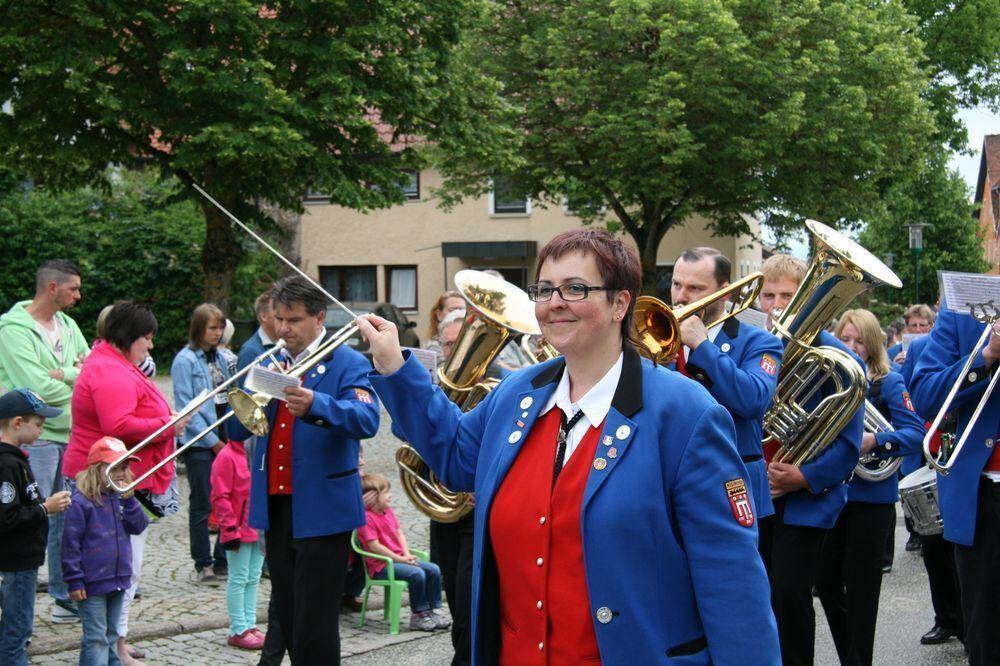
[596,606,613,624]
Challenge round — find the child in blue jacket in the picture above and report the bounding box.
[62,437,148,666]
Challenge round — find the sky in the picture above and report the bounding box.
[763,106,1000,259]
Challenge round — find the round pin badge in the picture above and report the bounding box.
[508,431,522,445]
[615,425,630,440]
[721,343,731,353]
[520,396,533,409]
[317,365,326,374]
[593,458,608,471]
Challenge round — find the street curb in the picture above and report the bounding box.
[29,614,233,657]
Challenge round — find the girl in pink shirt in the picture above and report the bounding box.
[357,474,449,632]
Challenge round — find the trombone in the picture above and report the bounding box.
[106,183,367,491]
[922,300,1000,475]
[633,272,764,364]
[106,342,287,493]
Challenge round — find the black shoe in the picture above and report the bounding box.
[881,563,892,573]
[921,625,957,645]
[905,534,922,552]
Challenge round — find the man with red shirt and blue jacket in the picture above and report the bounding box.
[228,276,380,665]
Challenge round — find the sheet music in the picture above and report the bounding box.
[404,347,440,381]
[902,332,927,352]
[938,271,1000,315]
[735,307,769,330]
[245,365,301,401]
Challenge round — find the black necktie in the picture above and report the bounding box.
[553,409,586,486]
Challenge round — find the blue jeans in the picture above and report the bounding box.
[184,448,226,571]
[0,569,37,666]
[225,541,265,635]
[79,590,124,666]
[24,439,68,601]
[375,561,443,613]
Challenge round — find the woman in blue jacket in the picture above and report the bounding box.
[816,308,925,665]
[171,303,231,584]
[357,229,779,665]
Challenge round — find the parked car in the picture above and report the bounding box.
[324,301,420,360]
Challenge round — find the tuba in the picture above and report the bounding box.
[764,219,901,467]
[854,400,902,482]
[396,270,544,522]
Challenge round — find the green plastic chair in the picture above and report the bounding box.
[350,530,430,635]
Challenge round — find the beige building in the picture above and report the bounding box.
[299,167,764,341]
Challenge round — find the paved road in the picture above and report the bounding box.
[27,384,967,664]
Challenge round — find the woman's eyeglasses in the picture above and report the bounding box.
[527,283,610,302]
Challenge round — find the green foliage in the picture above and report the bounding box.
[0,169,277,363]
[0,0,492,307]
[858,150,988,306]
[431,0,936,291]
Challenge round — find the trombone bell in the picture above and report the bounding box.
[228,389,273,436]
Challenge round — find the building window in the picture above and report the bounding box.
[402,170,420,200]
[303,188,331,204]
[489,176,531,215]
[319,266,377,302]
[386,266,418,309]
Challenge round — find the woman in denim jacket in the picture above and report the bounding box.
[171,303,232,585]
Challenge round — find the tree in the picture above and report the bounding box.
[858,149,987,307]
[430,0,937,292]
[0,0,491,311]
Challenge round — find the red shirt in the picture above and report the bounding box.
[267,401,295,495]
[489,408,604,664]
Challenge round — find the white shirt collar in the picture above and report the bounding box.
[258,327,275,346]
[288,329,326,365]
[541,352,623,428]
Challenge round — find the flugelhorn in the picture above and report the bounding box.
[922,299,1000,474]
[634,272,764,364]
[764,219,901,467]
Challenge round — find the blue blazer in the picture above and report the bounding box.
[910,308,1000,546]
[680,318,783,518]
[236,329,269,373]
[847,371,926,504]
[779,330,866,529]
[228,341,380,538]
[370,347,780,665]
[171,346,233,449]
[899,335,931,476]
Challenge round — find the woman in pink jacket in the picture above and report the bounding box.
[211,438,266,650]
[66,300,188,665]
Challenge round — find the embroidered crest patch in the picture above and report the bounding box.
[759,354,777,377]
[902,391,915,412]
[354,388,373,404]
[1,481,15,504]
[725,478,755,527]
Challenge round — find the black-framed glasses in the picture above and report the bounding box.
[527,283,611,302]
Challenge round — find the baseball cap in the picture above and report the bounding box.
[0,388,63,420]
[87,436,140,465]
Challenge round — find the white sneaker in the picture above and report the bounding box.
[409,611,437,632]
[429,609,451,630]
[50,600,80,625]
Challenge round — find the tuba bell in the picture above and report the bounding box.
[396,270,544,523]
[764,219,902,467]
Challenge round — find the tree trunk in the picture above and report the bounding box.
[200,196,243,314]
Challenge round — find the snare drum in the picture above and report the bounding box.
[899,466,943,536]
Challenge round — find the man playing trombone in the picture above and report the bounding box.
[910,301,1000,666]
[668,247,783,518]
[227,276,381,664]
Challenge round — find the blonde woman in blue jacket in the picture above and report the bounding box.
[358,229,779,665]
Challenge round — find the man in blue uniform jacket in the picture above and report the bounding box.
[669,247,783,518]
[910,301,1000,665]
[755,254,865,666]
[228,276,380,665]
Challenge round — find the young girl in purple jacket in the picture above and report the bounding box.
[210,438,265,650]
[62,437,148,666]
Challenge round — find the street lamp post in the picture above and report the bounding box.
[905,223,931,304]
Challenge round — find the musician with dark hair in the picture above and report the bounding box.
[359,229,779,664]
[228,275,380,665]
[669,247,783,518]
[910,302,1000,665]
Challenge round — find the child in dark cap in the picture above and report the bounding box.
[0,388,71,666]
